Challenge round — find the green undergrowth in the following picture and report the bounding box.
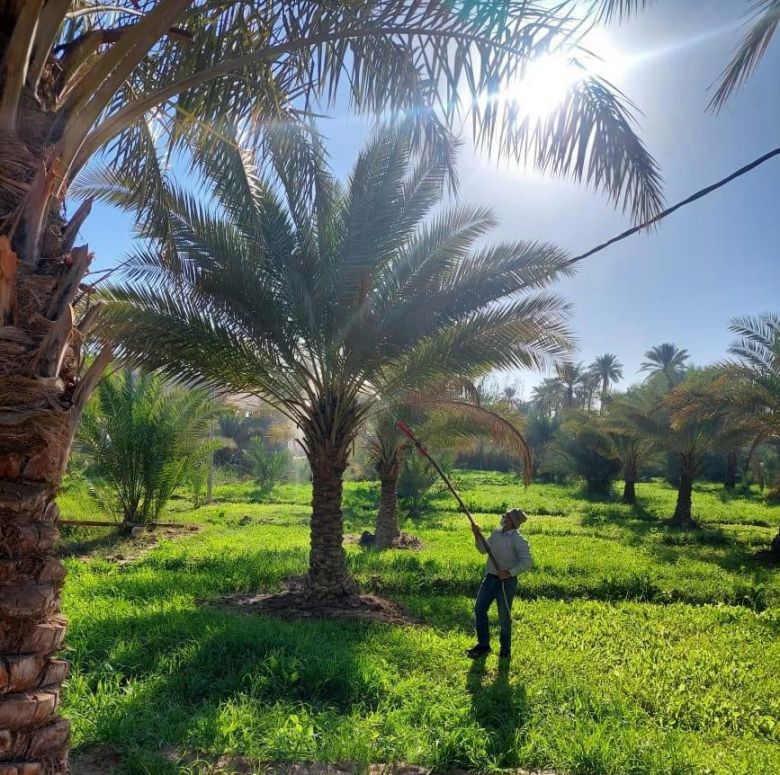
[59,474,780,774]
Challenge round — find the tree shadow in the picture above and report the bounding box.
[66,599,410,769]
[465,657,529,765]
[58,527,123,557]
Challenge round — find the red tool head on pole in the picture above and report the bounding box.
[396,420,427,456]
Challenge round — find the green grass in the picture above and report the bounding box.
[59,474,780,774]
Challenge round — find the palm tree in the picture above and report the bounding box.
[556,361,585,409]
[531,378,565,416]
[366,395,531,548]
[601,389,655,504]
[674,314,780,494]
[633,373,721,526]
[640,343,689,388]
[590,353,623,407]
[100,125,573,599]
[0,5,665,761]
[78,369,216,524]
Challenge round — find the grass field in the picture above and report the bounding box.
[57,473,780,774]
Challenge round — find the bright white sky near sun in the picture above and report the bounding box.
[81,0,780,400]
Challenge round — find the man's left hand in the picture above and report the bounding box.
[498,570,511,580]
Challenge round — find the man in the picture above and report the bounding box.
[466,508,532,660]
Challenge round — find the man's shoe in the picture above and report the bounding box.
[498,649,511,660]
[466,644,491,659]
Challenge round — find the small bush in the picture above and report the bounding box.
[245,438,292,497]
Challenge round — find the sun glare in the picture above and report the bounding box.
[510,54,584,119]
[491,33,629,121]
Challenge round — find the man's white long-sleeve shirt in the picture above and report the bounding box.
[475,528,533,576]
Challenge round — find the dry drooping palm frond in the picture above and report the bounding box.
[709,0,780,110]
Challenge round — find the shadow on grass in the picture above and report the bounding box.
[58,527,123,558]
[67,600,417,771]
[465,658,529,765]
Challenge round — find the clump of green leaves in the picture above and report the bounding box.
[244,438,292,498]
[398,451,452,517]
[78,370,216,523]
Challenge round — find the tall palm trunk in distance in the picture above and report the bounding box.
[671,453,697,527]
[724,450,737,491]
[0,54,110,775]
[374,458,402,549]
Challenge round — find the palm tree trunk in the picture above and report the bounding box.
[724,450,737,491]
[305,450,359,600]
[671,455,697,527]
[374,471,400,549]
[0,82,110,770]
[622,479,637,504]
[0,267,108,774]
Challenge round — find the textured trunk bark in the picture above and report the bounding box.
[724,450,737,491]
[305,450,359,600]
[374,473,400,549]
[622,479,636,505]
[0,70,109,771]
[0,265,91,774]
[671,462,696,527]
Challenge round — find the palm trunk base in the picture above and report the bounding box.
[303,569,360,601]
[670,472,697,527]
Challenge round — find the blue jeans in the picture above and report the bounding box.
[475,573,517,652]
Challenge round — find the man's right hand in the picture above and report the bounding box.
[471,523,482,539]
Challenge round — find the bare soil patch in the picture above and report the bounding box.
[347,531,423,550]
[215,578,417,626]
[75,745,560,774]
[71,745,123,774]
[64,524,201,565]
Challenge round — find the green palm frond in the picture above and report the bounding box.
[52,1,665,229]
[507,74,663,222]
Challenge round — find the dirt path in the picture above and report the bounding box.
[72,745,559,774]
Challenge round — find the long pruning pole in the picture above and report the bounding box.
[396,421,506,575]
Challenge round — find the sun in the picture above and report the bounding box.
[510,54,585,119]
[504,53,585,120]
[493,34,629,121]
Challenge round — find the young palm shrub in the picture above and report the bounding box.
[600,389,656,504]
[101,125,572,600]
[78,370,216,524]
[547,410,621,496]
[366,396,531,548]
[244,438,292,499]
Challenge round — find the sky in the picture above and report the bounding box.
[80,0,780,400]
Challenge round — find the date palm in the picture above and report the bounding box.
[99,125,572,599]
[78,369,217,524]
[674,314,780,491]
[600,389,655,504]
[556,361,584,409]
[590,352,623,407]
[0,3,665,764]
[640,342,689,388]
[366,394,531,548]
[531,377,565,416]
